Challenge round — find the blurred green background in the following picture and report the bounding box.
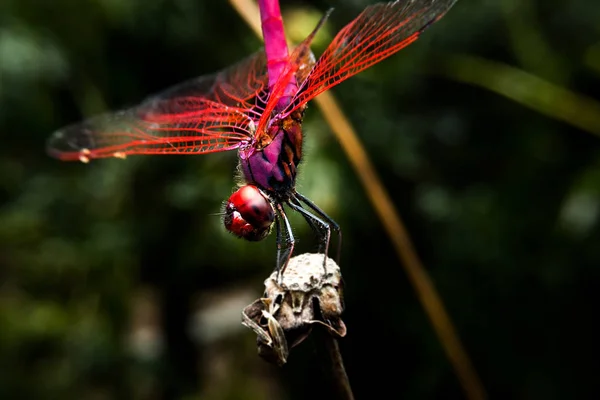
[2,0,600,398]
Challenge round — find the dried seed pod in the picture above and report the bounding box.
[242,253,346,365]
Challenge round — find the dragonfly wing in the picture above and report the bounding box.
[47,102,253,161]
[286,0,457,112]
[141,49,269,114]
[48,50,270,161]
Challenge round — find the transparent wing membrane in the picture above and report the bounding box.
[47,50,270,161]
[286,0,457,114]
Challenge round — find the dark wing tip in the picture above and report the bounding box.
[46,120,96,160]
[46,110,132,161]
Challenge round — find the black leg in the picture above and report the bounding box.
[274,203,295,282]
[274,211,282,272]
[294,199,321,235]
[287,198,331,273]
[294,191,342,265]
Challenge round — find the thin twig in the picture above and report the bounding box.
[228,1,486,399]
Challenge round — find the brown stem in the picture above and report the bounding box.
[314,326,354,400]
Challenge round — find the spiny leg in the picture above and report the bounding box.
[288,197,330,254]
[274,212,283,277]
[294,200,321,235]
[294,191,342,265]
[274,203,295,283]
[287,197,331,275]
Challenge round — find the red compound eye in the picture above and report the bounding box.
[223,185,275,241]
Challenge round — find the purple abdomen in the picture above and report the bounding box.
[239,116,303,194]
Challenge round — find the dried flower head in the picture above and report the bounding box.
[242,253,346,365]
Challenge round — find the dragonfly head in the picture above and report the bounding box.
[223,185,275,241]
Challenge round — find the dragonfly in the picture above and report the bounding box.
[47,0,457,279]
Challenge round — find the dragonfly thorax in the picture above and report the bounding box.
[223,185,275,241]
[239,113,304,194]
